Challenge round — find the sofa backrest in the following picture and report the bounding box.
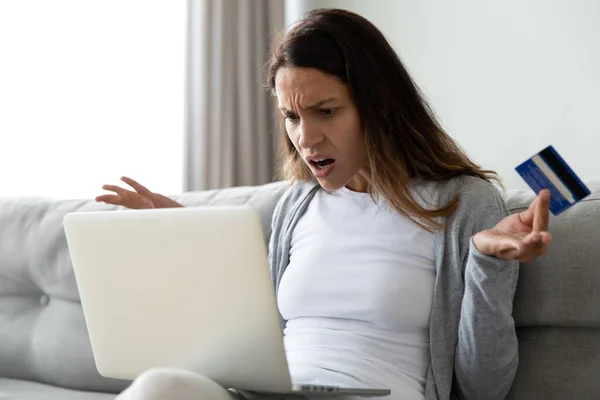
[0,181,288,393]
[505,180,600,400]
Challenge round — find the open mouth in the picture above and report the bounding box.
[310,159,335,170]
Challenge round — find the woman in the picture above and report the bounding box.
[100,9,552,400]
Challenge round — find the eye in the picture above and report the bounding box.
[319,108,336,116]
[284,113,300,123]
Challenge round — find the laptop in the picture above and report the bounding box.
[63,205,390,397]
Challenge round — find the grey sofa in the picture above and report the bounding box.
[0,180,598,399]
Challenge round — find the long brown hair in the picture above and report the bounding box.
[266,8,499,230]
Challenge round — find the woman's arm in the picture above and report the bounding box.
[454,240,519,400]
[452,185,550,399]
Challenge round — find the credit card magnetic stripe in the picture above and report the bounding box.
[538,146,589,201]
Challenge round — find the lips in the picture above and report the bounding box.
[309,158,335,169]
[306,156,336,178]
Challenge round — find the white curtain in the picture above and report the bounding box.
[184,0,285,191]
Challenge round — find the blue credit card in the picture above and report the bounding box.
[515,145,590,215]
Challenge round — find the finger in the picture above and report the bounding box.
[519,246,547,263]
[496,235,548,261]
[522,231,542,246]
[515,243,541,262]
[102,184,130,196]
[534,232,552,255]
[540,231,553,245]
[519,236,551,261]
[518,253,537,263]
[121,176,152,196]
[95,194,122,205]
[534,189,551,232]
[535,242,549,256]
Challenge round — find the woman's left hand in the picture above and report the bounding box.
[473,189,553,262]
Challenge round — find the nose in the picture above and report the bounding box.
[297,120,324,149]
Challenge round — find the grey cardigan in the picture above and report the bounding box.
[268,176,519,400]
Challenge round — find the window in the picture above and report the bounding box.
[0,0,186,198]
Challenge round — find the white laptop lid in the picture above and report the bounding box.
[63,206,292,393]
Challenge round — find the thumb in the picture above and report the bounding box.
[520,190,547,228]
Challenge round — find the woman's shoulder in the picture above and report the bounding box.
[414,175,504,208]
[411,175,508,237]
[446,175,504,205]
[443,176,509,235]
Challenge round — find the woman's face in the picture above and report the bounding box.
[275,67,369,192]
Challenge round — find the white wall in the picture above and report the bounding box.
[0,1,185,198]
[285,0,600,189]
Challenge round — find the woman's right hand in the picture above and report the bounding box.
[96,176,184,209]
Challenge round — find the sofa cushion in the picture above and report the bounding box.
[0,181,289,393]
[506,327,600,400]
[0,378,115,400]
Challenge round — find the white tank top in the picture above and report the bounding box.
[277,187,435,400]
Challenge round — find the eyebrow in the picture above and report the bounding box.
[278,97,338,113]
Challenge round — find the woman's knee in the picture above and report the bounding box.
[119,368,235,400]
